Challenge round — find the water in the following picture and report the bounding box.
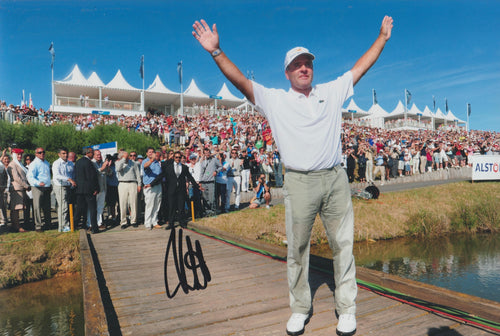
[0,273,84,336]
[314,233,500,303]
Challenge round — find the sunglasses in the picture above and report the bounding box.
[174,156,181,158]
[37,151,45,154]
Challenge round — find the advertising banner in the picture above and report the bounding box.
[88,141,118,158]
[470,155,500,181]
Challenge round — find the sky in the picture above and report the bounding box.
[1,0,499,132]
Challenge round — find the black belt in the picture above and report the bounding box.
[286,164,342,174]
[200,181,214,184]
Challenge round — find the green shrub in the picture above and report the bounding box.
[450,204,479,232]
[0,121,162,160]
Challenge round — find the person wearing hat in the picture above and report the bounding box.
[193,15,393,336]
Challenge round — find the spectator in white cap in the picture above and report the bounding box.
[193,15,393,336]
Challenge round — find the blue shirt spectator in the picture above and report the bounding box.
[28,152,51,187]
[142,158,162,185]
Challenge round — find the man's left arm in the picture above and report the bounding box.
[134,163,142,191]
[27,163,39,186]
[351,16,393,86]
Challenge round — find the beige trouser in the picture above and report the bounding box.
[118,182,138,226]
[283,165,357,316]
[420,157,427,174]
[143,184,162,228]
[373,165,385,182]
[53,185,70,231]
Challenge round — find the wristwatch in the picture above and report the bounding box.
[211,48,222,57]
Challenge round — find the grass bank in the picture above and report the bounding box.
[196,181,500,246]
[0,231,80,289]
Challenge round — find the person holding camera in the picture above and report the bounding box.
[198,147,222,216]
[249,174,271,209]
[116,149,142,228]
[52,147,76,232]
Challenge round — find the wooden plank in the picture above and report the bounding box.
[79,230,110,336]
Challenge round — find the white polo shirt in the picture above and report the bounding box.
[252,71,353,171]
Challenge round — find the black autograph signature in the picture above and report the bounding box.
[164,228,211,298]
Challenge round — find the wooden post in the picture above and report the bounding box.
[191,201,195,223]
[69,203,74,232]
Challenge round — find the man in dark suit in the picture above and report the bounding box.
[151,151,202,229]
[74,147,100,234]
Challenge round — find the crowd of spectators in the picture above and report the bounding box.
[0,99,498,233]
[341,124,499,184]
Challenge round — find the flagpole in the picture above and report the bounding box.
[138,55,145,113]
[432,95,436,130]
[50,42,55,111]
[404,89,407,124]
[51,62,54,110]
[466,103,470,133]
[179,61,183,117]
[444,98,448,126]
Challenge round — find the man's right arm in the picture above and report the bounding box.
[192,19,254,104]
[115,158,125,172]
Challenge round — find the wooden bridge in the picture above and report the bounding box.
[80,225,499,336]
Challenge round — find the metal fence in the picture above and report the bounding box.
[0,109,41,124]
[56,96,141,111]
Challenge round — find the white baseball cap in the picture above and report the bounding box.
[284,47,315,70]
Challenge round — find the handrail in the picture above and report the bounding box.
[56,96,141,111]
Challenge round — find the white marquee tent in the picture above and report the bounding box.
[343,99,370,117]
[52,65,245,115]
[362,103,390,128]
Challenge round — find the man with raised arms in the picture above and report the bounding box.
[193,16,393,336]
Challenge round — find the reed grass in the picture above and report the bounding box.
[0,231,80,289]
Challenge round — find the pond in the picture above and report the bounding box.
[314,232,500,303]
[0,273,84,336]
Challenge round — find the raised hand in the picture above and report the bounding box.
[192,19,219,53]
[380,15,394,41]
